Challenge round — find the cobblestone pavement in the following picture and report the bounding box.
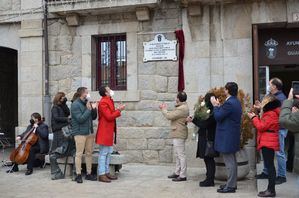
[257,163,299,198]
[0,163,258,198]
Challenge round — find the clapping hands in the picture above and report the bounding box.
[247,112,256,119]
[186,116,193,123]
[159,103,167,110]
[210,96,220,107]
[117,103,126,111]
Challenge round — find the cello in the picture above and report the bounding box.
[10,126,39,165]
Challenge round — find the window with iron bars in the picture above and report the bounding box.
[96,34,127,91]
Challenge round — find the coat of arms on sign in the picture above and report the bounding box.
[264,38,278,59]
[143,34,177,62]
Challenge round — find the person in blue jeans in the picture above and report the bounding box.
[95,86,125,183]
[255,78,287,184]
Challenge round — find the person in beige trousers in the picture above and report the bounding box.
[160,91,190,182]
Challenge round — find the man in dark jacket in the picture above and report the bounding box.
[71,87,97,183]
[211,82,242,193]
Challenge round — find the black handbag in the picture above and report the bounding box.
[205,141,219,157]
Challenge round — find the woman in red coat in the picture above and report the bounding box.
[248,94,280,197]
[96,86,125,183]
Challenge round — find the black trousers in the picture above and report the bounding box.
[286,132,295,172]
[204,156,215,182]
[262,147,276,193]
[27,144,40,170]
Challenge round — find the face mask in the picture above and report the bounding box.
[62,97,67,104]
[109,90,115,97]
[266,85,271,93]
[30,119,35,125]
[86,93,91,101]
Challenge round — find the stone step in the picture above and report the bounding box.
[45,152,127,165]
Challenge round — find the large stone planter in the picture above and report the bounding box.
[215,149,250,181]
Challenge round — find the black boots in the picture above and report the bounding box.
[199,179,215,187]
[75,174,83,183]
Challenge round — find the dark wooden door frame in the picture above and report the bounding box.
[252,24,259,101]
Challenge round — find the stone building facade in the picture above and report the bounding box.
[0,0,299,172]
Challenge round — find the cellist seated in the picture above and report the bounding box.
[8,112,49,175]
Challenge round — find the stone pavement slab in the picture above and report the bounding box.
[0,163,257,198]
[257,163,299,198]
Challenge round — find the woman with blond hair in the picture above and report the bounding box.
[248,94,281,197]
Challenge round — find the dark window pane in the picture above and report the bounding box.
[97,34,127,90]
[116,40,127,87]
[100,41,111,87]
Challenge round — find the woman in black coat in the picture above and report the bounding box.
[188,93,217,187]
[51,92,70,152]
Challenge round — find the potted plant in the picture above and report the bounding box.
[208,87,254,180]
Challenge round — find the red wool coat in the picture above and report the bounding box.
[96,96,121,146]
[252,108,280,151]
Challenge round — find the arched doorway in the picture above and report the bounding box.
[0,47,18,143]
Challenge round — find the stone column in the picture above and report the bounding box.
[17,19,44,134]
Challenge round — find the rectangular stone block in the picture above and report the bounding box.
[49,65,81,81]
[0,0,12,11]
[168,77,178,93]
[135,100,160,111]
[139,75,155,90]
[148,139,165,150]
[120,150,143,163]
[18,96,43,126]
[18,29,43,38]
[21,38,42,52]
[139,62,156,75]
[49,51,61,66]
[127,139,147,150]
[19,66,41,82]
[210,40,223,57]
[251,1,287,24]
[157,93,176,101]
[21,0,42,10]
[153,113,170,127]
[117,111,155,127]
[115,138,127,151]
[20,51,43,67]
[140,90,158,100]
[156,62,178,77]
[159,146,173,163]
[117,127,145,139]
[142,150,159,164]
[222,3,252,39]
[21,19,42,29]
[144,127,170,139]
[58,78,72,93]
[223,39,238,57]
[20,81,42,96]
[210,57,224,76]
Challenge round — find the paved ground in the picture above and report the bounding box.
[257,163,299,198]
[0,162,258,198]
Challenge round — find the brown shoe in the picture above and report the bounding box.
[106,173,118,180]
[98,175,111,183]
[258,190,276,197]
